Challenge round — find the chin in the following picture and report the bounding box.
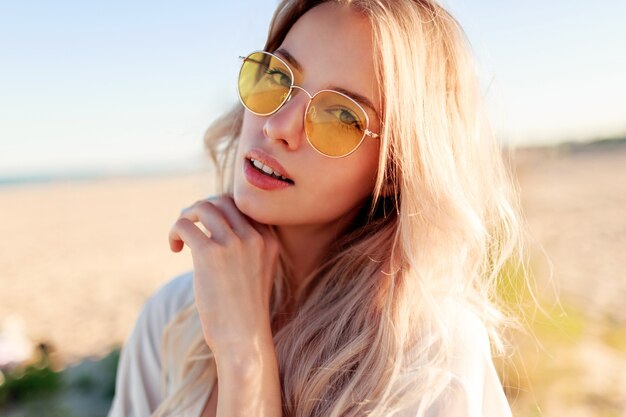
[233,187,282,226]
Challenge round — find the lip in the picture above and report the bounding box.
[243,148,295,191]
[244,149,293,181]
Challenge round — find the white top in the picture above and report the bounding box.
[107,271,513,417]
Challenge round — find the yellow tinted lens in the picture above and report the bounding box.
[238,52,292,115]
[305,91,368,157]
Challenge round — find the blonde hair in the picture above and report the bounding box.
[153,0,527,415]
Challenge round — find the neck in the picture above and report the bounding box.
[275,223,340,288]
[275,206,364,293]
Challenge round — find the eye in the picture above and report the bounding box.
[264,68,292,88]
[326,107,362,130]
[339,109,357,125]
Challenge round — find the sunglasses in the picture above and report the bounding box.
[237,50,380,158]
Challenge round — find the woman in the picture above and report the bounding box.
[108,0,526,416]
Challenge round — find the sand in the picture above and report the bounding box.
[1,142,625,369]
[512,142,626,322]
[506,142,626,414]
[0,172,215,366]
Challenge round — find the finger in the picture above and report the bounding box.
[209,196,257,238]
[179,201,235,245]
[239,209,275,241]
[219,195,276,240]
[168,217,215,252]
[211,196,278,254]
[170,233,184,252]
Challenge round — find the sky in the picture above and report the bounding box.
[1,0,625,177]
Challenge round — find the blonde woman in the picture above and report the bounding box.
[108,0,525,416]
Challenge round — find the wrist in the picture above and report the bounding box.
[214,335,278,384]
[205,311,274,353]
[212,327,276,370]
[211,327,283,417]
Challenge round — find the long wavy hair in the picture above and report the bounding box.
[153,0,528,415]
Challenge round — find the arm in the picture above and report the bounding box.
[214,329,283,417]
[168,196,283,416]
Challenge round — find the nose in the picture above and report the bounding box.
[262,87,312,152]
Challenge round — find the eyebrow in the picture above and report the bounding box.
[275,48,303,73]
[274,48,380,121]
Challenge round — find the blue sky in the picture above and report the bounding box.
[1,0,625,177]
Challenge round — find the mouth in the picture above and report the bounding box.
[246,157,295,185]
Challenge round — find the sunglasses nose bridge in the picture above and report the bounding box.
[278,85,315,124]
[288,84,318,131]
[289,85,313,101]
[287,85,318,123]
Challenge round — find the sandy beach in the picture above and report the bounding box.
[512,141,626,321]
[1,141,625,415]
[0,172,215,365]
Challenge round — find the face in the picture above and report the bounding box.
[233,2,382,228]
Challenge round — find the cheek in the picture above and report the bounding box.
[303,140,380,216]
[232,178,281,225]
[231,112,380,225]
[238,114,260,147]
[303,161,378,214]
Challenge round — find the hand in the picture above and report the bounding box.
[168,195,279,355]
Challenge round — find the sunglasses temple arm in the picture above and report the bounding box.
[365,130,379,139]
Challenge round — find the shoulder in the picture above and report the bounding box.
[107,271,196,416]
[123,270,196,352]
[130,270,196,346]
[400,302,511,417]
[142,270,195,325]
[446,302,492,377]
[438,302,512,417]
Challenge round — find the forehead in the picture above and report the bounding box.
[277,2,380,113]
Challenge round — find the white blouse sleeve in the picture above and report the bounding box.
[425,308,513,417]
[107,271,195,417]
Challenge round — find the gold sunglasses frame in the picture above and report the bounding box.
[237,50,380,158]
